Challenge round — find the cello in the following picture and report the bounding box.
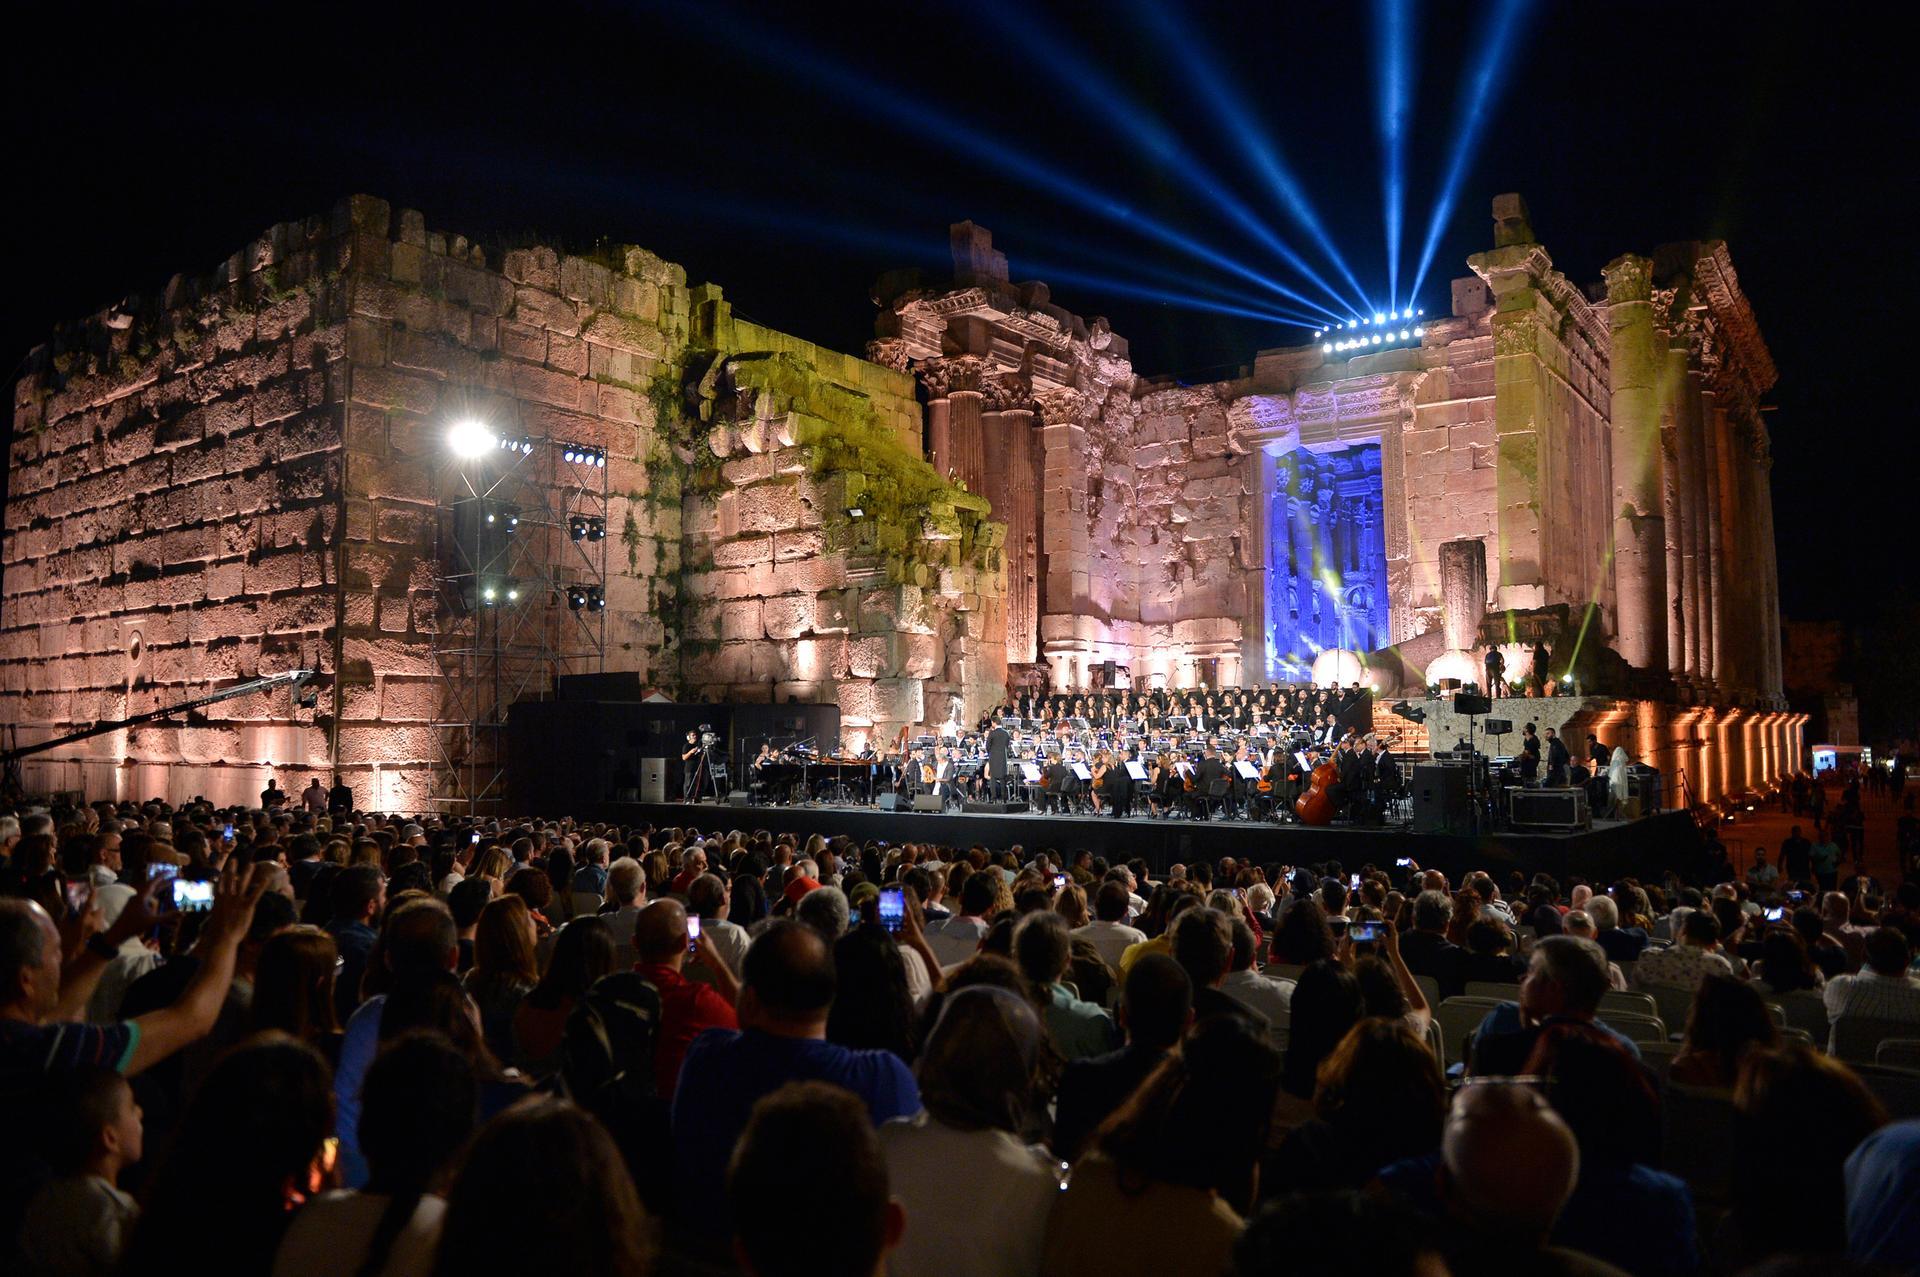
[1294,749,1341,826]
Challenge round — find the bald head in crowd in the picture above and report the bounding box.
[1441,1081,1579,1246]
[635,898,691,965]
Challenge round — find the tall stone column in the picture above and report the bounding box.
[1604,254,1668,675]
[1679,357,1712,692]
[1700,392,1727,691]
[1036,388,1091,683]
[1658,341,1704,687]
[925,396,952,479]
[997,405,1039,665]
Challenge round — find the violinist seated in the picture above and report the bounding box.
[1188,748,1229,820]
[750,743,779,803]
[1041,754,1073,814]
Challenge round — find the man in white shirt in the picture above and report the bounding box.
[1825,928,1920,1048]
[1073,882,1147,971]
[687,872,749,977]
[1630,908,1734,994]
[925,873,997,969]
[600,856,648,949]
[1221,918,1292,1023]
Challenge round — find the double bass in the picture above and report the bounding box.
[1294,750,1341,826]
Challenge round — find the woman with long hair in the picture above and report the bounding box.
[252,925,343,1067]
[1263,1017,1445,1197]
[1269,898,1336,968]
[464,896,538,1065]
[828,924,918,1063]
[432,1098,654,1277]
[1043,1016,1281,1276]
[512,916,616,1077]
[1671,973,1780,1090]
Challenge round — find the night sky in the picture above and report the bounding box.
[6,0,1910,635]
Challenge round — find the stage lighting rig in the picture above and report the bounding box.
[567,585,587,611]
[496,435,535,456]
[560,443,607,467]
[568,515,607,542]
[1312,306,1427,357]
[585,585,605,612]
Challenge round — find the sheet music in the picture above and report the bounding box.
[1125,761,1148,781]
[1235,760,1261,780]
[1070,762,1092,780]
[1020,762,1042,782]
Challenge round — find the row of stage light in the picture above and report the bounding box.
[447,418,607,468]
[1312,305,1426,355]
[471,581,606,611]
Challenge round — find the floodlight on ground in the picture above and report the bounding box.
[447,419,496,457]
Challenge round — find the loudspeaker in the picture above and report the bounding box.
[963,800,1029,814]
[876,793,901,811]
[1452,693,1493,716]
[1510,786,1590,830]
[1411,763,1472,834]
[727,791,751,807]
[640,758,667,804]
[1482,718,1513,736]
[911,794,943,812]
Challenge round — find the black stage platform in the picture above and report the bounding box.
[589,801,1701,885]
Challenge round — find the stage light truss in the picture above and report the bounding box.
[430,417,610,815]
[1311,306,1427,356]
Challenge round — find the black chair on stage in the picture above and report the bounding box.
[1202,777,1233,821]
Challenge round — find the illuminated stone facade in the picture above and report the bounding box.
[3,192,1800,808]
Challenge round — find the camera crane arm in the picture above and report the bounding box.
[1,669,315,763]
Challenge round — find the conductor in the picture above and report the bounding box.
[985,720,1012,800]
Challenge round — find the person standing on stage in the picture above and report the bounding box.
[681,731,703,800]
[1545,727,1571,786]
[985,718,1011,800]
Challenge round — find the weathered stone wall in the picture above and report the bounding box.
[6,196,992,803]
[3,208,350,804]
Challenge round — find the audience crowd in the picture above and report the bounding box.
[2,787,1919,1277]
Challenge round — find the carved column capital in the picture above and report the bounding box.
[1034,387,1085,425]
[1603,254,1653,306]
[865,338,911,372]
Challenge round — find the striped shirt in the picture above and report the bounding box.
[0,1019,140,1099]
[1823,970,1920,1027]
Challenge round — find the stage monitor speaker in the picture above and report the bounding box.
[1482,718,1513,736]
[1510,786,1591,831]
[963,800,1029,814]
[1411,763,1472,834]
[640,759,667,804]
[911,794,943,812]
[727,791,751,807]
[1627,766,1663,813]
[1452,693,1493,716]
[876,793,901,811]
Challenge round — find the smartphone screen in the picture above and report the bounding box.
[879,887,905,934]
[224,824,235,840]
[173,878,215,914]
[471,832,483,845]
[1349,874,1361,890]
[1349,920,1382,944]
[1395,858,1413,868]
[1764,906,1786,922]
[686,914,702,952]
[1052,874,1067,890]
[64,881,89,915]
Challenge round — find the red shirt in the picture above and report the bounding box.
[634,961,738,1098]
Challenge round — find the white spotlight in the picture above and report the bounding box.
[1372,334,1382,345]
[1417,307,1425,315]
[1399,329,1410,340]
[446,419,496,457]
[1322,343,1332,353]
[1374,312,1385,324]
[1413,326,1425,337]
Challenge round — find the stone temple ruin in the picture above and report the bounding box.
[2,193,1804,809]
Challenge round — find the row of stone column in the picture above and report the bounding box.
[1605,254,1783,706]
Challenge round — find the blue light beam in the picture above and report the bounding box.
[1374,0,1416,311]
[981,0,1357,317]
[1130,0,1376,318]
[1408,0,1539,301]
[678,3,1347,322]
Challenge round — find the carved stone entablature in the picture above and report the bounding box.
[1000,308,1074,353]
[1690,242,1778,396]
[1228,395,1300,453]
[865,339,911,372]
[928,288,993,318]
[1467,242,1555,300]
[1602,254,1654,306]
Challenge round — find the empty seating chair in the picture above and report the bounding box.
[1596,1011,1668,1045]
[1463,981,1522,1002]
[1832,1015,1920,1064]
[1598,990,1659,1019]
[1641,983,1698,1040]
[1413,975,1442,1009]
[1773,990,1829,1049]
[1853,1063,1920,1120]
[1432,996,1507,1069]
